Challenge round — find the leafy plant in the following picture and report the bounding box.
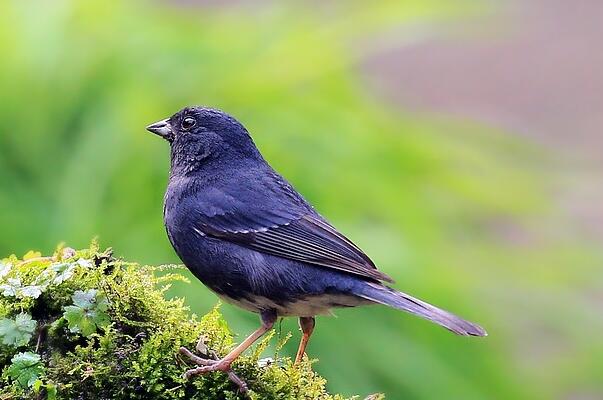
[50,262,77,285]
[63,289,110,337]
[0,245,352,399]
[6,352,44,388]
[0,278,46,299]
[0,262,10,279]
[0,313,36,347]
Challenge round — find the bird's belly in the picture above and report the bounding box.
[216,292,369,317]
[167,228,371,317]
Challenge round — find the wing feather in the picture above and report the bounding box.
[188,170,393,283]
[198,213,393,283]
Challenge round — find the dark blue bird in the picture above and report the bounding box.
[147,106,486,387]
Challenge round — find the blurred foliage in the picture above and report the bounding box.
[0,245,346,399]
[0,0,602,399]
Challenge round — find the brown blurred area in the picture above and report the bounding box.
[361,0,603,240]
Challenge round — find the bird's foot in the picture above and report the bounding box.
[183,359,231,376]
[179,346,217,366]
[179,347,248,393]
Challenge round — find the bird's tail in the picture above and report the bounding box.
[355,282,487,337]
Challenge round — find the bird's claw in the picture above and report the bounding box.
[179,346,248,394]
[183,360,229,376]
[179,347,217,366]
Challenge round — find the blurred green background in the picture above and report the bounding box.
[1,0,602,398]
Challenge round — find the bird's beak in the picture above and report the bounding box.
[146,118,174,141]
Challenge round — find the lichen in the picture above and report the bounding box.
[0,242,361,399]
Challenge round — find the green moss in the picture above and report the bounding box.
[0,242,369,399]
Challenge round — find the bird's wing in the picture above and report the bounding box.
[193,176,393,283]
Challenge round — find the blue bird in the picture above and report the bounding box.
[147,106,486,389]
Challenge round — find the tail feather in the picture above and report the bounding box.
[356,283,487,337]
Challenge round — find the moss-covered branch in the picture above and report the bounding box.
[0,243,377,399]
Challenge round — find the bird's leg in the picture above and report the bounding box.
[295,316,315,364]
[181,309,277,381]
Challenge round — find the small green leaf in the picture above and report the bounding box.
[0,277,21,297]
[77,258,93,269]
[32,378,43,392]
[20,285,44,298]
[7,352,44,388]
[63,289,110,337]
[51,262,76,284]
[0,278,46,299]
[46,383,58,400]
[0,261,11,279]
[63,306,87,335]
[0,313,37,347]
[22,251,42,260]
[72,289,97,308]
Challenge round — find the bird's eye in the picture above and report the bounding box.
[181,117,196,131]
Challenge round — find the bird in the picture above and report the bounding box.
[147,106,486,389]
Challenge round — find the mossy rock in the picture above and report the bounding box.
[0,243,372,399]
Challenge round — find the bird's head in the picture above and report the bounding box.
[147,106,262,173]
